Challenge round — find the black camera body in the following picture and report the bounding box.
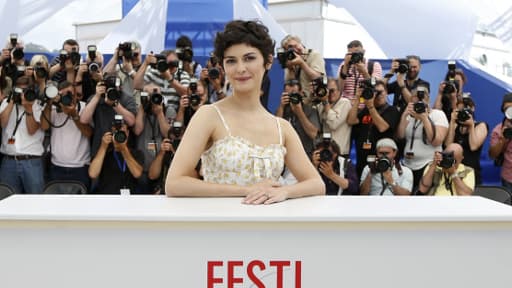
[349,52,364,65]
[151,90,163,105]
[188,79,200,106]
[9,87,23,104]
[442,80,459,95]
[59,48,81,67]
[60,91,74,106]
[375,156,392,173]
[359,77,376,100]
[176,47,193,62]
[312,77,328,98]
[439,151,455,169]
[503,128,512,140]
[34,62,48,79]
[457,108,473,123]
[396,58,409,74]
[288,92,302,105]
[153,54,179,73]
[413,101,427,114]
[277,48,296,68]
[118,42,134,59]
[208,67,220,80]
[112,115,127,143]
[319,133,333,162]
[104,76,121,101]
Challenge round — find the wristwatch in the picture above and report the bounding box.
[72,115,80,121]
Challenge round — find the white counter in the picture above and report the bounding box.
[0,195,511,288]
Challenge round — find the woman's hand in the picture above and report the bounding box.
[243,180,286,205]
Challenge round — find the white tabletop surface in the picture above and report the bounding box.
[0,195,512,222]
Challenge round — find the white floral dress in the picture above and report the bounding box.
[200,105,286,186]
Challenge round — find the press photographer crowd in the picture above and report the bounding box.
[0,33,510,196]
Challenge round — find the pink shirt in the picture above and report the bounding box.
[490,123,512,182]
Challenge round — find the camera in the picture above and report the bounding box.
[312,77,328,98]
[104,76,121,101]
[118,42,134,59]
[442,80,459,95]
[8,33,24,60]
[359,77,376,100]
[59,48,81,67]
[188,79,200,106]
[153,54,178,73]
[395,58,409,74]
[176,47,193,62]
[9,87,23,104]
[319,133,333,162]
[288,92,302,105]
[208,67,220,80]
[503,128,512,140]
[439,151,455,169]
[375,156,392,173]
[277,48,296,68]
[209,52,218,67]
[112,115,127,143]
[150,88,163,105]
[349,51,364,65]
[34,62,48,79]
[413,102,426,114]
[88,45,97,61]
[60,91,74,106]
[457,108,472,123]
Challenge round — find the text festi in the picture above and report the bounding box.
[207,260,302,288]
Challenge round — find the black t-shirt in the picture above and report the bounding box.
[454,122,487,184]
[94,148,144,194]
[353,104,400,176]
[388,78,430,114]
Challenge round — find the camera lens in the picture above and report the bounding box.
[24,88,37,102]
[289,92,302,105]
[106,88,120,101]
[156,60,168,72]
[189,94,201,106]
[414,102,426,114]
[208,67,220,79]
[114,130,127,143]
[61,92,73,106]
[151,92,163,105]
[319,149,333,162]
[504,128,512,140]
[89,62,100,72]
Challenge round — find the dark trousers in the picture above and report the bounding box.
[48,164,90,192]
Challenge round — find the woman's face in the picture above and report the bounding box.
[223,43,267,95]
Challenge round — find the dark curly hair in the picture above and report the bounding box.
[214,20,275,67]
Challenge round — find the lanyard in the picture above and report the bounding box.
[113,151,126,173]
[10,104,26,139]
[409,119,422,150]
[146,114,157,141]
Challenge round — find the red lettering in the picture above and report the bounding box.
[227,261,244,287]
[269,261,290,288]
[207,261,223,288]
[247,260,266,288]
[295,261,301,288]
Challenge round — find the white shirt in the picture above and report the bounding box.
[0,100,44,156]
[360,164,413,195]
[49,101,91,167]
[318,97,352,155]
[403,109,448,170]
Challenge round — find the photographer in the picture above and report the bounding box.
[40,81,92,190]
[49,39,81,84]
[396,86,448,190]
[337,40,382,102]
[489,93,512,192]
[1,34,28,81]
[417,143,474,196]
[311,136,358,195]
[444,96,488,185]
[75,45,104,102]
[0,76,45,193]
[132,85,171,193]
[200,54,228,103]
[148,121,185,194]
[360,138,413,196]
[347,79,400,177]
[384,55,430,114]
[28,55,50,99]
[103,41,143,83]
[175,78,207,128]
[88,115,143,194]
[316,78,352,156]
[433,63,467,121]
[80,76,137,157]
[143,50,190,119]
[176,35,202,79]
[0,65,12,102]
[279,35,325,103]
[275,79,320,156]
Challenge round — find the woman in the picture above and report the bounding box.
[444,98,487,184]
[165,20,325,204]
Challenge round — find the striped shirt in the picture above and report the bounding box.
[144,67,190,115]
[337,59,382,100]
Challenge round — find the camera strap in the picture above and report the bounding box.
[379,173,388,196]
[443,173,454,196]
[10,104,26,140]
[408,119,422,150]
[146,114,158,142]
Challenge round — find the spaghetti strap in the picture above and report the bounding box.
[212,105,231,136]
[275,117,283,146]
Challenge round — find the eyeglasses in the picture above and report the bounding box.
[377,151,391,157]
[328,88,336,94]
